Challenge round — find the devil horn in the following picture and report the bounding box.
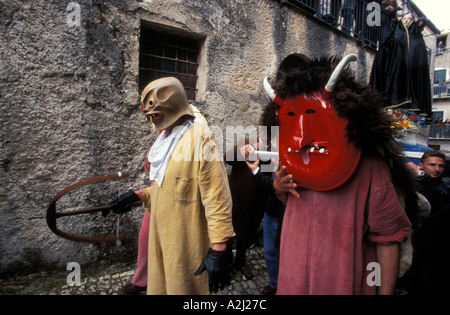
[263,77,275,101]
[324,54,358,97]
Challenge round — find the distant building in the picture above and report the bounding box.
[386,1,450,150]
[432,30,450,121]
[429,29,450,150]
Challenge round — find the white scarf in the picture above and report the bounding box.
[148,119,193,186]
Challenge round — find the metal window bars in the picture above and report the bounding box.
[139,28,200,100]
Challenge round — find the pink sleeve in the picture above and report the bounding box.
[366,170,412,245]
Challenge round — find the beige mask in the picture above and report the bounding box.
[140,77,195,130]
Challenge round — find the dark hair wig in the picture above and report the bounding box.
[260,55,420,228]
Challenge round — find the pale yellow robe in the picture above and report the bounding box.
[143,125,235,295]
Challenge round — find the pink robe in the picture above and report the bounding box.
[278,155,411,295]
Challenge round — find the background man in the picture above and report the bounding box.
[406,150,450,294]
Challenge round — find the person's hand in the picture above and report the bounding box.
[194,248,231,292]
[406,162,420,175]
[240,144,255,160]
[245,156,260,172]
[103,189,141,217]
[272,159,300,203]
[240,144,260,172]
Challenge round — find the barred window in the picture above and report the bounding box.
[139,25,201,100]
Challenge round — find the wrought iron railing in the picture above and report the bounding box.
[280,0,396,49]
[429,124,450,138]
[433,84,450,98]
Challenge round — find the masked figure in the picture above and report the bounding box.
[109,77,235,294]
[265,55,362,191]
[267,55,419,294]
[275,91,361,191]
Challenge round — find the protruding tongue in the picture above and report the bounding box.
[299,147,310,165]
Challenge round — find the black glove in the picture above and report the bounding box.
[103,189,140,217]
[194,248,231,293]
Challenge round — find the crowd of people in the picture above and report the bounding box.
[103,54,449,295]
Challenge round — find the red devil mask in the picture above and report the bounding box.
[264,54,361,191]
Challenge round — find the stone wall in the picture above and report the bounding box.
[0,0,375,273]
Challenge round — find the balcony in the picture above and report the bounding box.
[433,84,450,99]
[429,124,450,139]
[280,0,395,49]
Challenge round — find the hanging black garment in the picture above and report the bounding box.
[370,19,432,122]
[408,20,432,120]
[370,21,411,108]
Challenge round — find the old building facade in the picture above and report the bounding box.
[429,29,450,150]
[1,0,386,272]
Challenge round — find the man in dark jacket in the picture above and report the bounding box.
[408,151,450,217]
[240,142,285,295]
[407,150,450,294]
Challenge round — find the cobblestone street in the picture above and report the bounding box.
[0,245,269,295]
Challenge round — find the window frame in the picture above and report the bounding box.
[138,23,203,101]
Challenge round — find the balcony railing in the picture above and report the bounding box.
[433,84,450,98]
[280,0,395,49]
[429,124,450,138]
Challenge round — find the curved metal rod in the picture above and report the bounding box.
[46,172,142,243]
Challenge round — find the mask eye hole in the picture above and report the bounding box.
[305,109,316,114]
[287,111,295,116]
